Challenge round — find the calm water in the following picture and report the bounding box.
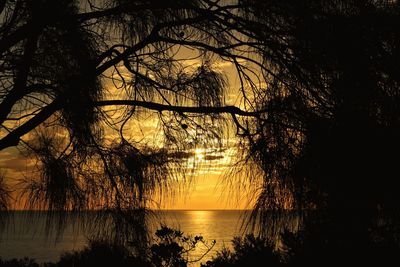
[0,211,254,265]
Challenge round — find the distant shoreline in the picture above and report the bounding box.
[1,209,254,212]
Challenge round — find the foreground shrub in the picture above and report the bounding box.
[0,226,214,267]
[0,258,39,267]
[202,234,282,267]
[151,226,214,267]
[53,240,150,267]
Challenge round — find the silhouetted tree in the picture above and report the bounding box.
[0,0,269,245]
[1,0,400,263]
[237,0,400,264]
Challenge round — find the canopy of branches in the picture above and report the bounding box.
[1,0,400,245]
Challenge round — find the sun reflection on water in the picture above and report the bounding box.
[158,210,243,265]
[187,210,211,223]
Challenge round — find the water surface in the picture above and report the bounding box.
[0,210,252,265]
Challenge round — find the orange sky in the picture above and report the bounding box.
[0,43,258,211]
[0,145,254,210]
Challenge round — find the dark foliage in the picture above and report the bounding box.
[236,1,400,262]
[202,234,281,267]
[0,241,149,267]
[0,258,39,267]
[52,240,150,267]
[150,226,215,267]
[0,226,213,267]
[281,219,400,266]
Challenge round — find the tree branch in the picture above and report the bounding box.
[0,27,40,125]
[95,100,267,117]
[0,101,60,150]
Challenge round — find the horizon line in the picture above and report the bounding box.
[2,209,254,212]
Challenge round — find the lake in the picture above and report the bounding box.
[0,210,257,265]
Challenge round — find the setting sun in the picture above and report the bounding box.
[194,148,205,160]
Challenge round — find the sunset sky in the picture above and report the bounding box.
[0,49,255,210]
[0,0,267,212]
[0,142,253,210]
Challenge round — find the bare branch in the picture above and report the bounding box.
[95,100,268,117]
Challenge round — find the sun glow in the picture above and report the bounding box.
[194,148,205,160]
